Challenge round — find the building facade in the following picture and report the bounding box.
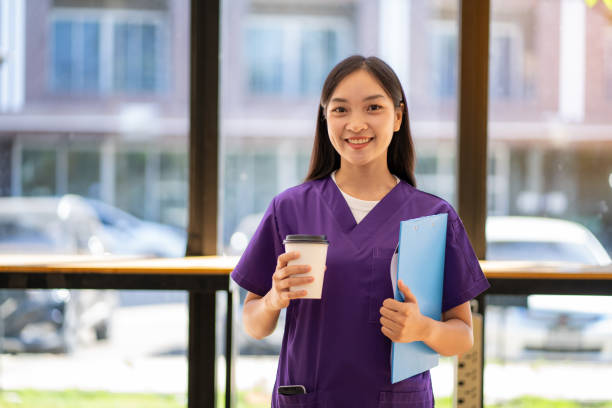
[0,0,611,253]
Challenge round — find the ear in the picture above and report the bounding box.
[393,103,403,132]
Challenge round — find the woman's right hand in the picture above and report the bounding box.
[265,251,313,311]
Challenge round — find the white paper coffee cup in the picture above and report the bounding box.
[283,234,329,299]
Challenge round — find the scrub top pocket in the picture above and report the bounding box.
[276,390,320,407]
[369,247,396,323]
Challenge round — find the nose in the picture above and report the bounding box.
[345,116,368,133]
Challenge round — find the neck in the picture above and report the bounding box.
[335,160,397,201]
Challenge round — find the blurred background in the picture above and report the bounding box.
[1,0,612,407]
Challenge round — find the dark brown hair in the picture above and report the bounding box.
[304,55,416,187]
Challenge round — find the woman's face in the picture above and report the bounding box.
[325,69,402,169]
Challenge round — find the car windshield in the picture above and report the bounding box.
[85,199,140,229]
[486,241,600,265]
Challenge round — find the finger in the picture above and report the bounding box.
[276,264,311,281]
[398,280,418,304]
[381,326,397,341]
[380,306,404,323]
[382,298,404,312]
[380,316,402,332]
[278,276,314,290]
[284,264,312,276]
[277,251,300,267]
[282,290,308,300]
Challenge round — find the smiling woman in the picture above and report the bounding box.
[231,54,489,408]
[220,3,464,406]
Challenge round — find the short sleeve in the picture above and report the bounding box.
[230,197,285,297]
[442,210,490,312]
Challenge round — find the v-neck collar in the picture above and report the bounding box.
[320,175,407,251]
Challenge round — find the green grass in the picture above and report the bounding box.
[436,396,452,407]
[1,391,611,408]
[485,397,612,408]
[0,390,186,408]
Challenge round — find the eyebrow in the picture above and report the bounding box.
[330,94,386,103]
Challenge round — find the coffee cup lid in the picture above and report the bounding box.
[283,234,329,244]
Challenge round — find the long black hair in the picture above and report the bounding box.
[304,55,416,187]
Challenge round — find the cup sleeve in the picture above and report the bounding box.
[231,197,285,297]
[441,209,490,313]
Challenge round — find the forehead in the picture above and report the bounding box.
[330,69,391,101]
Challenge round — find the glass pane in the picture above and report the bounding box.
[0,0,189,405]
[221,0,459,405]
[68,150,100,198]
[22,150,56,196]
[115,151,146,218]
[245,27,284,95]
[52,21,74,91]
[82,22,100,91]
[486,1,612,405]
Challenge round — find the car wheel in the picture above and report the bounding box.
[94,320,111,341]
[58,302,78,354]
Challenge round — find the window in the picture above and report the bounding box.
[489,24,523,99]
[1,1,189,404]
[115,151,146,217]
[21,149,56,196]
[223,150,278,254]
[51,20,100,92]
[50,9,167,94]
[245,15,352,97]
[430,22,457,99]
[68,149,101,198]
[222,1,460,404]
[113,22,162,92]
[429,21,524,100]
[486,1,612,403]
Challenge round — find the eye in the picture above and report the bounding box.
[331,106,347,113]
[367,104,383,111]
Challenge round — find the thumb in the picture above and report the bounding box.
[398,280,417,304]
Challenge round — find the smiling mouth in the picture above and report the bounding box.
[345,137,374,145]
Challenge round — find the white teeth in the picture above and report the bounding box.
[347,138,372,144]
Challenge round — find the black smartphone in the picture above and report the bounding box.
[278,385,307,395]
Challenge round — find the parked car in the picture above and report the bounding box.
[485,216,612,361]
[0,195,186,257]
[0,194,186,353]
[228,213,612,359]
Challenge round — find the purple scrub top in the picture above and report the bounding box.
[231,176,490,408]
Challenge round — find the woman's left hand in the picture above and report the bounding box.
[379,280,431,343]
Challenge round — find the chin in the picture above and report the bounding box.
[340,156,376,167]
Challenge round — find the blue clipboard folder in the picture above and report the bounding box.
[391,213,448,384]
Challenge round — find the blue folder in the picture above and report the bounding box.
[391,213,447,383]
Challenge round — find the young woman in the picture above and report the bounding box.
[231,55,490,407]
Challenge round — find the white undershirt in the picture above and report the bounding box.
[331,171,400,224]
